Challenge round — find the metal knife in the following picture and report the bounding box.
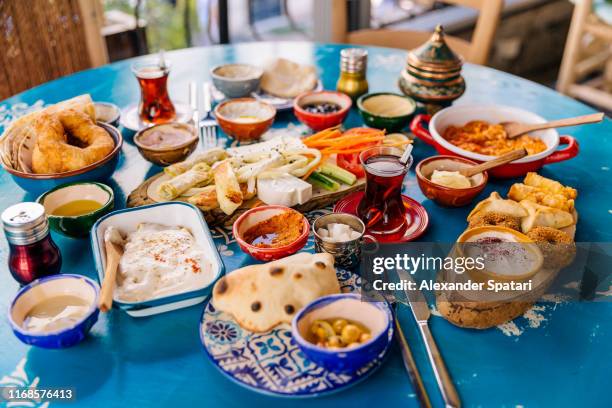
[399,269,462,408]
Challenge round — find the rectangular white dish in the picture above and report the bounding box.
[90,202,224,317]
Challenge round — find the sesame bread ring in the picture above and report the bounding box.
[468,211,521,231]
[31,109,114,174]
[526,226,576,269]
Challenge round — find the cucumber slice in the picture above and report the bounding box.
[308,171,340,191]
[319,163,357,185]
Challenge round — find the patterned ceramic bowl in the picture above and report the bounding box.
[292,293,393,373]
[233,205,309,261]
[8,274,100,349]
[37,181,114,238]
[416,156,488,207]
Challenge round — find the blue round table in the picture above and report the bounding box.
[0,42,610,407]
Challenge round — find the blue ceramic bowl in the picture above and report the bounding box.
[292,293,393,373]
[3,122,123,196]
[211,64,264,98]
[8,274,100,349]
[90,202,225,317]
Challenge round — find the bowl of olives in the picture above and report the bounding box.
[291,293,393,373]
[293,90,352,131]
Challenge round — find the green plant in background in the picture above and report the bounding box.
[104,0,200,52]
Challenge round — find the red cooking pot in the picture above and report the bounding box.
[410,104,579,178]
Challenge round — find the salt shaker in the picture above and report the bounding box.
[2,202,62,285]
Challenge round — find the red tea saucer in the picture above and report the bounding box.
[333,192,429,243]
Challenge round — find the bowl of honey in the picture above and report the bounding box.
[37,182,114,238]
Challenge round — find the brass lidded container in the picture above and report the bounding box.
[399,25,465,111]
[337,48,369,101]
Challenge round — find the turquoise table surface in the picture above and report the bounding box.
[1,42,611,407]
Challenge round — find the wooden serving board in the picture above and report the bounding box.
[127,172,365,227]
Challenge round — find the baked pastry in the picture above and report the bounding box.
[436,296,533,329]
[520,200,574,233]
[508,183,574,212]
[467,192,528,221]
[31,109,114,174]
[468,211,521,231]
[527,226,576,269]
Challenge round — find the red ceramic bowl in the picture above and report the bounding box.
[215,98,276,142]
[410,104,579,178]
[233,205,310,261]
[416,156,488,207]
[293,91,352,131]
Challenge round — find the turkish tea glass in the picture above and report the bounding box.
[132,60,176,124]
[357,146,412,235]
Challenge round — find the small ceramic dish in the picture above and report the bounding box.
[134,122,198,166]
[293,90,352,131]
[214,98,276,142]
[233,205,309,261]
[357,92,417,132]
[37,182,114,238]
[94,102,121,128]
[312,213,376,269]
[211,64,264,98]
[416,155,488,207]
[90,202,224,317]
[1,122,122,195]
[8,274,100,349]
[292,293,393,373]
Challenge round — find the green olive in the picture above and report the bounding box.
[341,324,361,344]
[311,320,335,341]
[332,319,348,335]
[328,335,342,347]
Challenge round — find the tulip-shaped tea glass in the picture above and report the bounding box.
[132,60,176,125]
[357,146,412,234]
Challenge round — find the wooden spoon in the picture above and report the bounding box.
[98,228,124,313]
[459,148,528,178]
[502,112,604,139]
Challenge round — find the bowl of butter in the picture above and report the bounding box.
[416,155,488,207]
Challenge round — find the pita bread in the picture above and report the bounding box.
[260,58,318,99]
[520,200,575,233]
[212,252,340,332]
[467,192,528,221]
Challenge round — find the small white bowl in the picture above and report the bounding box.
[90,202,224,317]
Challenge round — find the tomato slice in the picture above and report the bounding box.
[337,153,365,178]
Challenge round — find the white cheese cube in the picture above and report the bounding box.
[257,174,313,207]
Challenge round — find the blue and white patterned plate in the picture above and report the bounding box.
[199,269,390,398]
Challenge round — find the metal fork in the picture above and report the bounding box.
[200,82,217,148]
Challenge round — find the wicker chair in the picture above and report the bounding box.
[0,0,108,100]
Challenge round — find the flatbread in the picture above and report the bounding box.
[212,252,340,332]
[260,58,318,99]
[467,192,528,221]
